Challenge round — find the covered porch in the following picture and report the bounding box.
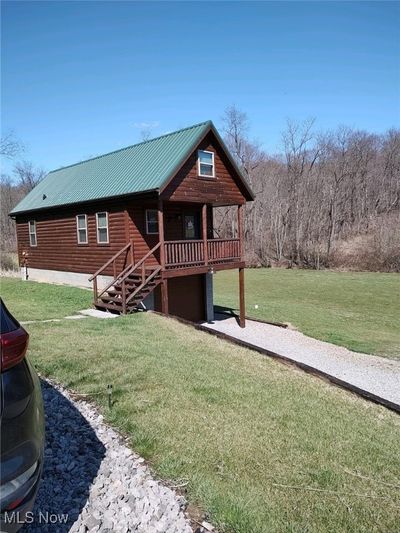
[157,200,244,268]
[157,200,246,327]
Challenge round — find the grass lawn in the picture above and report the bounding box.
[0,276,92,320]
[214,269,400,359]
[2,279,399,532]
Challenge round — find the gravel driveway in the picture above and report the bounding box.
[202,314,400,408]
[27,380,193,533]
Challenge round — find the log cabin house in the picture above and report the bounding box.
[10,121,254,326]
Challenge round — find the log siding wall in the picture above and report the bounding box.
[16,199,131,276]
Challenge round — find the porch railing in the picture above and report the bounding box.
[208,238,241,263]
[88,241,134,302]
[164,239,204,267]
[164,238,240,268]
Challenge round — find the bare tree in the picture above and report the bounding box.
[219,105,267,261]
[222,104,264,178]
[140,127,153,142]
[13,161,46,194]
[0,132,24,159]
[0,161,46,253]
[379,129,400,213]
[282,118,320,264]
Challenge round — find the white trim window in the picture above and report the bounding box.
[198,150,215,178]
[76,214,88,244]
[145,209,159,234]
[28,221,37,246]
[96,212,109,244]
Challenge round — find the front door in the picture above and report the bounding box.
[183,213,201,240]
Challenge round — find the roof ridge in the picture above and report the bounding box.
[48,120,213,174]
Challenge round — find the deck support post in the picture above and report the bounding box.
[238,204,245,327]
[202,204,208,266]
[237,204,244,259]
[205,272,214,323]
[158,199,165,269]
[161,279,169,315]
[158,199,168,315]
[239,267,245,328]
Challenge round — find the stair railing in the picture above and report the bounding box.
[117,243,161,313]
[90,242,161,310]
[89,241,134,303]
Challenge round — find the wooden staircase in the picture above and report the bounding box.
[89,243,162,315]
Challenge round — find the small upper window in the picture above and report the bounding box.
[76,214,88,244]
[29,221,37,246]
[198,150,215,178]
[146,209,159,234]
[96,212,109,244]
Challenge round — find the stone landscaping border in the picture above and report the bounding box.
[30,376,216,533]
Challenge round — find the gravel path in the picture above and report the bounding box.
[203,315,400,407]
[27,379,194,533]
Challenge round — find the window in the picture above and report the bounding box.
[76,214,88,244]
[198,150,215,178]
[96,212,109,243]
[184,214,200,240]
[29,221,37,246]
[145,209,159,234]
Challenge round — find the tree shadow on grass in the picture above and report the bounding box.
[24,380,106,532]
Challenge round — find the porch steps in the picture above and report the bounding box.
[94,268,162,314]
[90,243,162,315]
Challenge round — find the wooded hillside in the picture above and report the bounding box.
[215,107,400,272]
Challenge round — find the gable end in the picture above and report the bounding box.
[160,128,254,205]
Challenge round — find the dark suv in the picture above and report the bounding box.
[0,299,45,532]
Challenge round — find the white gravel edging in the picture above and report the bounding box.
[202,315,400,408]
[28,379,193,533]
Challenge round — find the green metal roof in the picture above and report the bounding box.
[10,121,214,215]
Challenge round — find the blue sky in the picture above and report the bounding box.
[1,1,399,174]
